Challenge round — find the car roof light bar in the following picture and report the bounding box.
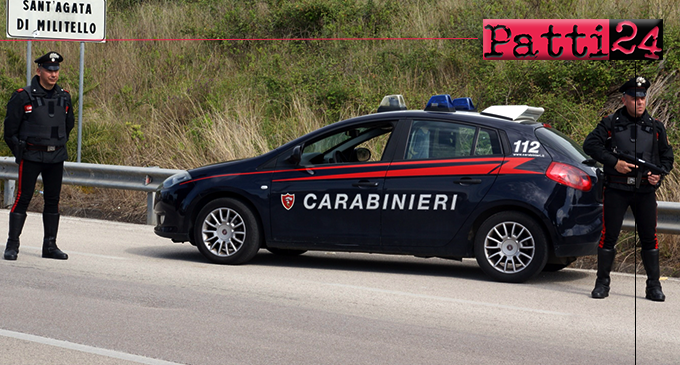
[480,105,545,123]
[377,94,407,112]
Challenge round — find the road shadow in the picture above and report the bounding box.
[126,243,207,264]
[531,268,591,283]
[128,244,590,284]
[253,251,490,281]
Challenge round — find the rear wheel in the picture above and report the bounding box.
[194,198,261,264]
[474,212,548,283]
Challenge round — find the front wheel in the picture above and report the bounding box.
[474,212,548,283]
[194,198,261,265]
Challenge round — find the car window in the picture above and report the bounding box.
[474,128,502,156]
[535,127,589,161]
[406,120,480,160]
[301,123,394,165]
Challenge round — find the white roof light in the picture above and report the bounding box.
[377,94,407,112]
[480,105,545,123]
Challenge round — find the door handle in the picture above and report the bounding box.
[352,181,379,188]
[453,177,482,185]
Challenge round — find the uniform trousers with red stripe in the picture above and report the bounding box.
[600,186,658,250]
[11,160,63,215]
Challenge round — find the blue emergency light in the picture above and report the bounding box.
[377,94,407,112]
[425,95,476,112]
[425,94,455,112]
[453,97,475,111]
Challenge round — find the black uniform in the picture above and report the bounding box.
[3,51,74,261]
[4,75,75,212]
[583,76,674,301]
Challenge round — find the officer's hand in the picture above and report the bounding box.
[615,159,637,174]
[648,172,661,185]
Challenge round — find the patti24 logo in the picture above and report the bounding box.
[483,19,663,60]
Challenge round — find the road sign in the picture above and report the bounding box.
[6,0,107,42]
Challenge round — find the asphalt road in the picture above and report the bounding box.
[1,210,678,365]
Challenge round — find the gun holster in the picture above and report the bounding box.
[14,139,26,164]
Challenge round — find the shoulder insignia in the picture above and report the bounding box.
[17,88,24,92]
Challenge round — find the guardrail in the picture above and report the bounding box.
[2,156,680,232]
[622,201,680,234]
[0,157,183,225]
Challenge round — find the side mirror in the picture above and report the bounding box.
[285,145,302,165]
[352,147,371,162]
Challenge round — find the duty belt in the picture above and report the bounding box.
[26,143,62,152]
[607,175,649,186]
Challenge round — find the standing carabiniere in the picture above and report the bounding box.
[583,76,674,301]
[3,51,75,261]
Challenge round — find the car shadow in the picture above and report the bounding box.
[128,245,590,284]
[126,243,207,263]
[251,251,491,281]
[531,268,591,283]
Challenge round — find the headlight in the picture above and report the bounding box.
[163,171,192,188]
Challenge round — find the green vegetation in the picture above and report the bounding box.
[0,0,678,275]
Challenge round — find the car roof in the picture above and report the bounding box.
[333,108,544,130]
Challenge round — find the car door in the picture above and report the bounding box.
[382,119,502,247]
[269,121,396,248]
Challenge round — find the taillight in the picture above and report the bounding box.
[546,162,593,191]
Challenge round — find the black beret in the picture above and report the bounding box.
[35,51,63,71]
[618,76,650,97]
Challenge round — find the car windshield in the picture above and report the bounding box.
[535,127,590,163]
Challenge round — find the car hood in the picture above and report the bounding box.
[187,157,258,179]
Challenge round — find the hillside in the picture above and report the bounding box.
[1,0,679,275]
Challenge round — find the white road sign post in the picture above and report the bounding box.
[6,0,107,163]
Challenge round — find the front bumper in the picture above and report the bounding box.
[153,191,191,243]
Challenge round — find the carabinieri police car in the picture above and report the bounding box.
[154,94,602,282]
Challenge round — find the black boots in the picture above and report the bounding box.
[42,213,68,260]
[592,248,665,301]
[641,249,665,302]
[4,212,27,260]
[4,212,67,260]
[592,248,616,299]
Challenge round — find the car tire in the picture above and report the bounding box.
[266,248,308,256]
[194,198,261,265]
[474,212,548,283]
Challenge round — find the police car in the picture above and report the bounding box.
[154,94,602,282]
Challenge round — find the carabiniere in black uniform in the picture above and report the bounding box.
[3,51,74,261]
[583,76,674,301]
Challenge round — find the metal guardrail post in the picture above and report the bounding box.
[3,180,15,208]
[147,192,156,226]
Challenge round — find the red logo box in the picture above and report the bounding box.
[483,19,662,61]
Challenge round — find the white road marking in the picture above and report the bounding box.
[327,283,572,316]
[0,329,182,365]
